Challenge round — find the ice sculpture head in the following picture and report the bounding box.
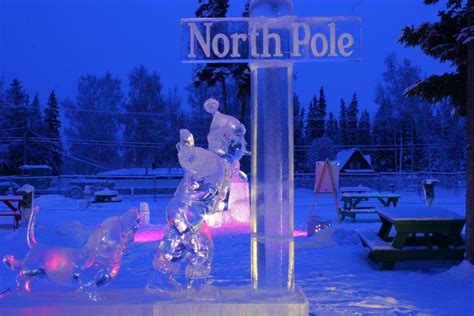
[119,207,140,242]
[205,98,248,163]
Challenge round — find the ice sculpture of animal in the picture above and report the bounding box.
[2,206,140,300]
[147,98,248,296]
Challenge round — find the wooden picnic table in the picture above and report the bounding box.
[340,192,401,221]
[359,206,465,270]
[0,195,23,229]
[92,189,122,203]
[339,186,372,194]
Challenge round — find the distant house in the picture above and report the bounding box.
[336,148,376,174]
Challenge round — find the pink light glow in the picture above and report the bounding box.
[134,224,307,243]
[293,229,307,237]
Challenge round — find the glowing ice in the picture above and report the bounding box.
[3,206,140,301]
[147,98,248,295]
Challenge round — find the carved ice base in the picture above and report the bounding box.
[0,287,308,316]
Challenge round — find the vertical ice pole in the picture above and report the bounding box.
[250,0,295,290]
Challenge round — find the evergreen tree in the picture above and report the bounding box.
[30,95,43,134]
[293,93,306,172]
[358,109,372,146]
[193,0,232,114]
[305,137,336,171]
[317,86,327,138]
[28,94,48,165]
[326,112,339,143]
[163,87,187,167]
[230,1,251,124]
[400,0,474,263]
[66,73,123,173]
[124,66,165,168]
[339,99,348,146]
[305,95,319,141]
[399,0,468,114]
[373,54,429,172]
[347,92,359,146]
[4,79,29,170]
[44,91,63,174]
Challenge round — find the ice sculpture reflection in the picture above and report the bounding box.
[3,206,140,301]
[147,98,248,295]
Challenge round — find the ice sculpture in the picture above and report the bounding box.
[2,206,140,300]
[147,98,248,296]
[206,160,250,227]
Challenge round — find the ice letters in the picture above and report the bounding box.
[147,98,248,295]
[2,206,140,300]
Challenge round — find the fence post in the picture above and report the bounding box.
[153,176,157,202]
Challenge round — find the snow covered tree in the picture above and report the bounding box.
[66,73,123,173]
[326,112,339,144]
[399,0,469,114]
[306,88,327,142]
[230,0,251,125]
[3,79,29,170]
[28,94,48,166]
[124,66,165,168]
[305,137,336,171]
[44,91,63,174]
[358,109,372,146]
[305,95,319,141]
[373,54,431,172]
[347,92,359,146]
[193,0,232,114]
[467,0,474,264]
[317,86,328,137]
[400,0,474,264]
[339,99,349,146]
[195,0,229,17]
[294,93,306,172]
[163,87,187,167]
[30,95,43,135]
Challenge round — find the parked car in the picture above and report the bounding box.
[13,165,53,189]
[66,179,115,199]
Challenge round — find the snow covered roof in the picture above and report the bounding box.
[19,165,52,170]
[336,149,355,168]
[97,168,184,176]
[336,148,374,171]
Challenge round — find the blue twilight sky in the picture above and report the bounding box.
[0,0,450,116]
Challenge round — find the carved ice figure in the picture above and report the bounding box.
[2,206,140,301]
[147,98,248,295]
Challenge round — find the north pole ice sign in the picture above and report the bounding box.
[181,17,361,63]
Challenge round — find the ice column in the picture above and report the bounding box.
[250,0,295,290]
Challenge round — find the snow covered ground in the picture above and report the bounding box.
[0,189,473,315]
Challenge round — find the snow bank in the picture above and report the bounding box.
[441,260,474,279]
[296,226,359,249]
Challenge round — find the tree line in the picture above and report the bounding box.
[0,65,187,175]
[293,53,465,174]
[0,56,465,175]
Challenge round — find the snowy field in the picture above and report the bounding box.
[0,189,473,315]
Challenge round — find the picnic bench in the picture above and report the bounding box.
[0,195,23,229]
[340,192,401,222]
[358,206,466,270]
[339,186,372,194]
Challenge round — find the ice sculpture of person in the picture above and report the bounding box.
[147,98,248,296]
[3,206,140,301]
